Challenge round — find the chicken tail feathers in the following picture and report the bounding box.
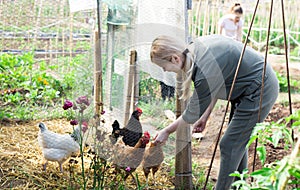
[38,123,47,132]
[111,120,121,138]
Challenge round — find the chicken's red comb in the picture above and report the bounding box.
[144,131,150,138]
[136,107,143,113]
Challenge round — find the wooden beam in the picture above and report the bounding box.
[94,30,103,118]
[124,50,137,126]
[175,73,193,190]
[94,0,103,120]
[105,23,116,110]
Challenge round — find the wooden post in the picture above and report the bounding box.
[174,1,193,189]
[175,73,193,190]
[94,0,103,120]
[124,50,137,126]
[105,23,116,110]
[133,51,139,106]
[94,30,103,118]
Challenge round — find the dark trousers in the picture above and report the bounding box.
[160,82,175,101]
[216,68,279,190]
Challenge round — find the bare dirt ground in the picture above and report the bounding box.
[193,100,300,182]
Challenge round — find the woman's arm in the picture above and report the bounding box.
[153,115,187,144]
[219,26,223,35]
[192,98,217,132]
[236,20,243,41]
[236,26,242,41]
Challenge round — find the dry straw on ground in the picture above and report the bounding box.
[0,119,173,189]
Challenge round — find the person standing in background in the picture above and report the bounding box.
[219,3,244,120]
[218,3,244,42]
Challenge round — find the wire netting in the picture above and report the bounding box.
[1,0,299,188]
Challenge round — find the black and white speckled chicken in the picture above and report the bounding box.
[37,122,88,172]
[111,108,143,147]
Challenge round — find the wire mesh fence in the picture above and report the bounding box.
[0,0,299,189]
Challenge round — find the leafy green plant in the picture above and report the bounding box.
[0,53,71,120]
[276,72,300,93]
[247,115,294,165]
[230,169,251,189]
[230,109,300,189]
[290,46,300,57]
[139,72,161,102]
[192,162,215,189]
[0,52,95,120]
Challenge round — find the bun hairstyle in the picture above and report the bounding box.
[230,3,243,14]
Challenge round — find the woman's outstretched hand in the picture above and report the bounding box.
[153,128,170,145]
[192,99,216,133]
[192,117,207,133]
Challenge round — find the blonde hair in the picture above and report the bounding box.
[150,35,194,100]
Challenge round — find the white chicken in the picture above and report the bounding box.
[37,122,87,172]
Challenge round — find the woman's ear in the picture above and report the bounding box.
[171,54,181,64]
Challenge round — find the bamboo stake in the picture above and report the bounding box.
[62,2,65,75]
[34,0,42,58]
[0,1,3,52]
[202,0,209,36]
[206,2,211,35]
[281,0,294,141]
[94,0,104,120]
[133,51,139,106]
[253,0,274,177]
[124,50,137,127]
[56,0,64,67]
[193,0,201,37]
[196,0,203,37]
[105,23,115,110]
[210,1,217,35]
[94,30,102,118]
[69,13,74,70]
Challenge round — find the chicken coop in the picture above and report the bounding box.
[1,0,299,189]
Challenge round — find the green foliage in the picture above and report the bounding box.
[230,169,252,189]
[110,74,125,109]
[193,162,215,189]
[275,72,300,93]
[139,72,161,102]
[0,53,92,120]
[232,110,300,189]
[139,99,175,131]
[290,46,300,57]
[247,118,293,165]
[0,53,59,119]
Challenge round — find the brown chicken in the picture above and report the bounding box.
[112,131,150,181]
[142,141,165,186]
